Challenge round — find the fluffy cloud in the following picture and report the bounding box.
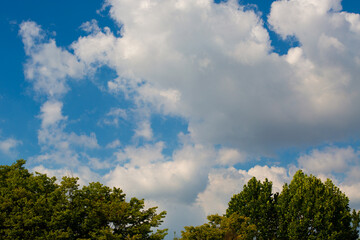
[20,0,360,154]
[38,101,99,150]
[217,148,246,166]
[18,0,360,234]
[196,167,248,216]
[106,141,215,203]
[33,100,99,169]
[0,137,22,155]
[298,146,359,174]
[67,0,360,155]
[196,165,291,216]
[133,120,153,140]
[32,164,101,186]
[39,101,67,128]
[297,146,360,208]
[340,182,360,209]
[20,21,85,98]
[246,165,292,192]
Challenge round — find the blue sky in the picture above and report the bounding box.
[1,0,360,237]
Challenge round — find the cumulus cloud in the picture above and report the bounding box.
[298,146,359,174]
[35,100,99,168]
[196,167,248,216]
[217,148,246,166]
[39,101,67,128]
[21,0,360,155]
[20,21,85,98]
[32,164,101,186]
[340,183,360,209]
[18,0,360,234]
[67,0,360,155]
[297,146,360,209]
[20,0,360,153]
[196,165,291,216]
[106,141,215,203]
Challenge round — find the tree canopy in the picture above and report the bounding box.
[180,213,257,240]
[276,171,359,240]
[226,177,278,239]
[182,170,360,240]
[0,160,167,240]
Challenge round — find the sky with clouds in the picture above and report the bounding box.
[1,0,360,237]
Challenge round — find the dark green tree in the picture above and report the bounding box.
[226,177,278,239]
[277,170,359,240]
[180,213,257,240]
[226,171,360,240]
[0,160,167,240]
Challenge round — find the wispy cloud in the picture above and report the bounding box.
[0,137,22,155]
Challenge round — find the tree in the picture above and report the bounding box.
[226,171,360,240]
[0,160,167,239]
[226,177,278,239]
[277,170,359,240]
[180,213,257,240]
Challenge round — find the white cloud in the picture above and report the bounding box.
[18,0,360,233]
[100,108,127,127]
[66,0,360,155]
[32,164,101,186]
[80,19,101,34]
[87,156,111,170]
[106,139,121,149]
[296,146,360,209]
[114,142,165,167]
[196,167,248,216]
[340,183,360,209]
[196,164,291,216]
[246,165,292,193]
[20,21,85,98]
[106,140,215,203]
[136,84,181,115]
[134,120,153,140]
[0,138,22,155]
[217,148,246,166]
[35,100,99,167]
[298,146,358,174]
[19,21,43,55]
[39,101,67,128]
[20,0,360,154]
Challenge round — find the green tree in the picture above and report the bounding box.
[226,177,278,239]
[0,160,167,240]
[226,171,360,240]
[180,213,257,240]
[277,170,359,240]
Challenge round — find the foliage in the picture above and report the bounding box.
[180,213,256,240]
[226,177,278,239]
[277,170,359,240]
[0,160,167,240]
[227,170,360,240]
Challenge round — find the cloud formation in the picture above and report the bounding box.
[66,0,360,155]
[18,0,360,235]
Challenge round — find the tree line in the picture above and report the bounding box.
[0,160,359,239]
[180,171,360,239]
